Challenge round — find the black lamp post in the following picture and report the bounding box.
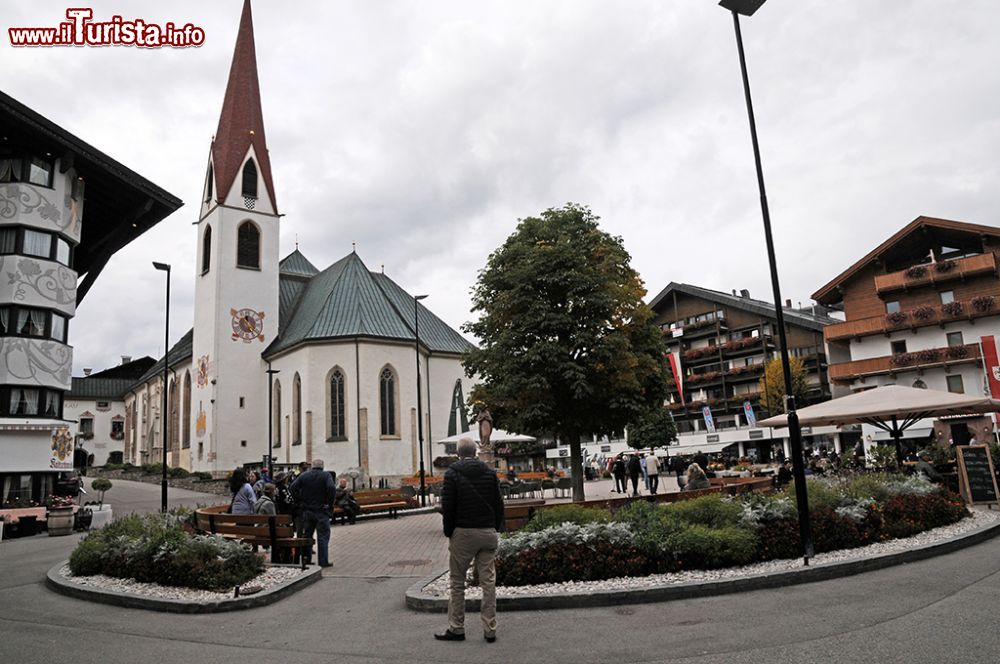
[718,0,813,563]
[267,364,280,478]
[414,294,429,507]
[152,261,171,513]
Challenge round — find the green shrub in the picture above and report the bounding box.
[193,471,214,481]
[882,491,967,539]
[68,535,106,576]
[169,466,190,478]
[103,463,123,471]
[843,473,896,504]
[141,463,163,475]
[666,493,744,529]
[66,512,263,591]
[756,517,801,561]
[497,539,648,586]
[665,524,756,570]
[522,504,609,533]
[784,477,843,510]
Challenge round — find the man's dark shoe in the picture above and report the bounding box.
[484,633,497,643]
[319,563,333,568]
[434,630,465,641]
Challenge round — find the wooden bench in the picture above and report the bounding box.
[333,488,415,522]
[195,505,311,564]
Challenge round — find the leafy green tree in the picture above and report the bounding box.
[627,407,677,451]
[758,356,809,415]
[463,204,670,501]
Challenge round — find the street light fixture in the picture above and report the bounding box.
[717,0,814,563]
[152,261,171,513]
[266,364,280,478]
[414,294,429,507]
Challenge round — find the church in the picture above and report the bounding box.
[118,1,474,481]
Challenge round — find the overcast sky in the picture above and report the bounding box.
[4,1,999,374]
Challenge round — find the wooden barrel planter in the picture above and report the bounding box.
[47,507,75,536]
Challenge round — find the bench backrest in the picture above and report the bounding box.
[194,507,297,541]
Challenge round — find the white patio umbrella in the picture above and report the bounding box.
[437,428,536,444]
[758,385,1000,460]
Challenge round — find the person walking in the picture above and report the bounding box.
[640,453,650,491]
[646,453,660,494]
[435,438,503,644]
[627,453,641,496]
[611,455,627,494]
[229,468,257,515]
[290,459,336,568]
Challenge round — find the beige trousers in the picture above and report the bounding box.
[447,527,498,635]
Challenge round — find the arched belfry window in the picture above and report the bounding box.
[206,164,213,201]
[329,368,346,440]
[201,225,212,274]
[380,366,397,437]
[237,221,260,269]
[242,159,258,198]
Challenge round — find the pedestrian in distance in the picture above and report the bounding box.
[646,453,660,494]
[435,437,504,644]
[290,458,336,568]
[627,453,641,496]
[253,483,277,515]
[683,463,711,491]
[228,467,257,515]
[640,453,649,491]
[611,455,627,494]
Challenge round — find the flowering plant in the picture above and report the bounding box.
[945,344,969,359]
[910,305,935,322]
[934,259,956,273]
[905,264,928,279]
[972,295,995,313]
[885,311,909,326]
[47,495,75,509]
[942,301,964,317]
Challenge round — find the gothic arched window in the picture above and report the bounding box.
[206,163,213,201]
[237,221,260,269]
[292,373,302,445]
[201,225,212,274]
[242,159,258,198]
[380,366,397,437]
[182,371,191,449]
[329,368,346,440]
[273,379,282,447]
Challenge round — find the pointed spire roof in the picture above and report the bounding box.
[211,0,277,210]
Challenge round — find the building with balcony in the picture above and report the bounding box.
[0,92,180,507]
[813,216,1000,450]
[649,283,841,461]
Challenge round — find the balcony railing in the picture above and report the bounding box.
[874,253,997,295]
[825,296,999,342]
[827,342,982,383]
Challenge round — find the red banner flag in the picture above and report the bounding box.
[668,351,685,405]
[980,336,1000,399]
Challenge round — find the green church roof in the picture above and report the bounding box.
[266,251,474,358]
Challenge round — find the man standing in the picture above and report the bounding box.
[435,438,504,644]
[290,459,336,568]
[646,453,660,494]
[611,455,627,494]
[627,453,641,496]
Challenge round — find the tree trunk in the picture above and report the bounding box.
[568,431,585,503]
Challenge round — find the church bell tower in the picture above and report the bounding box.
[191,0,279,472]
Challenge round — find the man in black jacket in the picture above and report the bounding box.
[289,459,336,567]
[435,438,504,644]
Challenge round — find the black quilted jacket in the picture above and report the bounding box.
[440,458,504,537]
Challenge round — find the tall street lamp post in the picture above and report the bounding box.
[414,294,429,507]
[267,364,280,478]
[153,261,171,513]
[718,0,813,563]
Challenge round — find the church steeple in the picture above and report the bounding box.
[209,0,277,212]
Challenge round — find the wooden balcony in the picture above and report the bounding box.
[874,252,997,295]
[828,342,982,383]
[824,297,999,342]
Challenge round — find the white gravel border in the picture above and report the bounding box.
[59,565,304,602]
[422,508,1000,599]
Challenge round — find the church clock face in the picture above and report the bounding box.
[230,307,266,343]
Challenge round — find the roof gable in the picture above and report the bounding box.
[266,252,474,357]
[648,282,837,332]
[812,216,1000,304]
